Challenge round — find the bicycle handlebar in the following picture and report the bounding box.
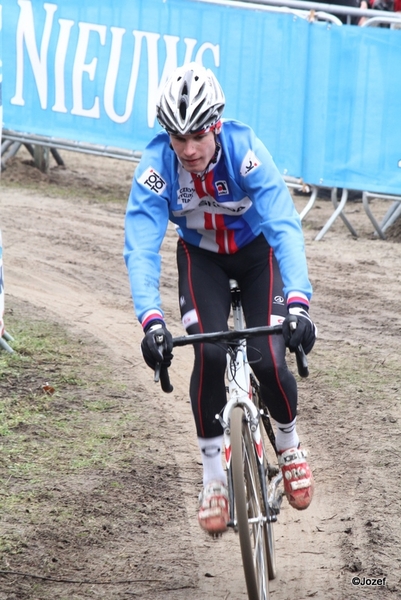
[154,323,309,393]
[172,324,283,346]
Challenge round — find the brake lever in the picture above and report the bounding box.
[288,316,309,378]
[154,362,161,383]
[154,362,173,392]
[153,333,174,393]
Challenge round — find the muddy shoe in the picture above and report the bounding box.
[278,447,314,510]
[198,480,229,535]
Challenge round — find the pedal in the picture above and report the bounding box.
[268,472,283,515]
[268,465,279,479]
[271,492,283,515]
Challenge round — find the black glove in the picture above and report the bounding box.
[282,305,316,355]
[141,320,174,370]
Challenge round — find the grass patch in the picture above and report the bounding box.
[300,342,401,427]
[0,301,140,523]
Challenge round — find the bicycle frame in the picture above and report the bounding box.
[217,281,279,528]
[219,341,276,527]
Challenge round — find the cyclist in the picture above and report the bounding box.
[124,62,317,536]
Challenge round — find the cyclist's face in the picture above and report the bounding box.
[169,130,217,173]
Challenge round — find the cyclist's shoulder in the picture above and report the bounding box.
[219,119,272,177]
[220,119,257,146]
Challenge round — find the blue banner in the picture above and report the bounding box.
[302,24,401,193]
[1,0,401,194]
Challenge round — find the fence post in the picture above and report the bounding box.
[34,144,50,173]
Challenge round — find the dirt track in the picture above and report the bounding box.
[0,149,400,599]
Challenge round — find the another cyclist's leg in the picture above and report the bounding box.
[176,239,231,533]
[236,236,314,510]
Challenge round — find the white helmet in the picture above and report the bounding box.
[156,62,225,135]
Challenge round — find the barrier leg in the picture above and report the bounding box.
[0,141,22,171]
[315,188,358,241]
[34,145,49,174]
[299,185,318,221]
[362,192,386,239]
[362,193,401,239]
[0,336,14,353]
[0,229,14,353]
[380,202,401,235]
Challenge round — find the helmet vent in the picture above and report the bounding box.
[194,82,205,102]
[179,99,187,120]
[179,81,189,120]
[190,98,206,128]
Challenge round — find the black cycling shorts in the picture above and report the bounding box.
[176,234,298,438]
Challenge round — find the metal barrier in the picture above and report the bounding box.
[1,129,141,172]
[360,15,401,26]
[237,0,401,24]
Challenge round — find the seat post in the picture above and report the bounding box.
[229,279,244,331]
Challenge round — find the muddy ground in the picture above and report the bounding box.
[0,147,400,600]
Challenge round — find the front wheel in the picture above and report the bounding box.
[252,374,278,580]
[231,406,270,600]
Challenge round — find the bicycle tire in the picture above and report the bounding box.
[231,406,270,600]
[251,376,278,580]
[264,480,277,581]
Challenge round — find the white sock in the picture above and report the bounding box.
[198,435,226,486]
[274,418,300,453]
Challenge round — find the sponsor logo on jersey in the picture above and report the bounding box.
[215,180,229,195]
[198,198,248,213]
[240,150,261,177]
[273,295,285,305]
[138,167,167,194]
[178,186,195,204]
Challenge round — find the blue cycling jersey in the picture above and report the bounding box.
[124,119,312,324]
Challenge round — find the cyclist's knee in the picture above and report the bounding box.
[196,343,226,370]
[255,361,291,385]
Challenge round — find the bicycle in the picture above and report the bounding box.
[154,280,309,600]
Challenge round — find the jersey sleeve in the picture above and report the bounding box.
[224,122,313,302]
[123,134,172,323]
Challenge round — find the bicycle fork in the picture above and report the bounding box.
[216,342,278,528]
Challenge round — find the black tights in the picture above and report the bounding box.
[176,235,298,438]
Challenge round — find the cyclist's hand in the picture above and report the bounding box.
[141,320,174,370]
[282,305,316,355]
